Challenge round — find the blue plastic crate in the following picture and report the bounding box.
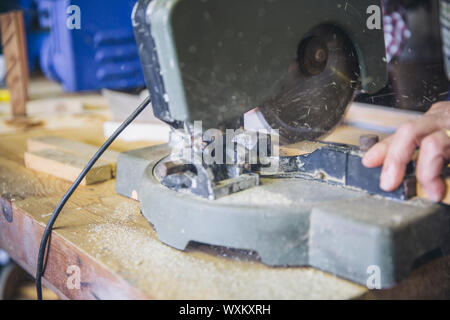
[37,0,144,92]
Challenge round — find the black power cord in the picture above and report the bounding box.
[36,96,152,300]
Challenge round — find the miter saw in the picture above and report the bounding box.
[116,0,450,288]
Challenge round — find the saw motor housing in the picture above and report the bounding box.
[133,0,387,129]
[131,0,391,200]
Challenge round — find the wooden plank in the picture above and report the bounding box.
[0,181,149,300]
[280,141,324,157]
[25,98,84,114]
[0,11,29,117]
[24,149,112,185]
[344,102,421,133]
[27,136,119,176]
[103,121,170,143]
[279,125,391,156]
[0,96,106,115]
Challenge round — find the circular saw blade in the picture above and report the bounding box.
[259,26,359,144]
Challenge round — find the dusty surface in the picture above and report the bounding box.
[0,126,368,299]
[0,102,448,299]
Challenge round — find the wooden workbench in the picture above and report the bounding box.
[0,92,449,299]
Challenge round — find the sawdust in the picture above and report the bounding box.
[5,118,45,130]
[280,140,323,156]
[86,219,365,299]
[217,184,297,206]
[107,201,139,224]
[216,177,360,207]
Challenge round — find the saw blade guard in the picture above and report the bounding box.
[133,0,387,133]
[258,25,360,143]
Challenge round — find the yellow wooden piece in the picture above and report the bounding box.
[0,89,10,102]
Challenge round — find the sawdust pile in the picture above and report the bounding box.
[86,215,365,299]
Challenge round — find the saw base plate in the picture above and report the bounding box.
[116,145,450,288]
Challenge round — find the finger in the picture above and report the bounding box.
[379,123,420,191]
[363,111,449,169]
[362,135,393,168]
[380,115,450,191]
[416,130,450,202]
[426,101,450,115]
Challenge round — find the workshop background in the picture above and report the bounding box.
[0,0,449,300]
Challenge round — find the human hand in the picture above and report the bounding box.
[362,102,450,202]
